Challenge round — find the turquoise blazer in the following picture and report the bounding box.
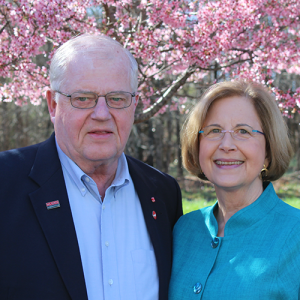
[169,183,300,299]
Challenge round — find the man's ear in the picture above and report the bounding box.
[46,90,57,124]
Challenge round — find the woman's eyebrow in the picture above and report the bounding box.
[235,123,252,127]
[204,124,221,127]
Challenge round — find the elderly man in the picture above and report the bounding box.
[0,34,182,300]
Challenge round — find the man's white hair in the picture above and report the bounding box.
[49,34,138,101]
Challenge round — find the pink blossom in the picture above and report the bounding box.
[0,0,299,116]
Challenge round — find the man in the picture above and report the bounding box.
[0,34,182,300]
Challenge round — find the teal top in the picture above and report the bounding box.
[169,183,300,299]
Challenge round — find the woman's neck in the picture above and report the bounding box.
[214,182,264,237]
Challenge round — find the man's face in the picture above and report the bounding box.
[47,54,138,173]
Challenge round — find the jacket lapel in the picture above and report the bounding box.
[127,156,171,298]
[28,134,88,300]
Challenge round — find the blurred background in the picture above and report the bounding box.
[1,0,299,210]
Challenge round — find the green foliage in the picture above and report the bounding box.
[182,174,300,214]
[181,188,215,214]
[183,197,300,215]
[183,199,212,215]
[276,185,300,200]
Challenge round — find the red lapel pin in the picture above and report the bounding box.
[46,200,60,210]
[152,211,157,219]
[151,197,155,203]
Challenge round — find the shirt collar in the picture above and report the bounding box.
[203,182,279,237]
[55,139,130,197]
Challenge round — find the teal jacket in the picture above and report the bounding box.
[169,183,300,299]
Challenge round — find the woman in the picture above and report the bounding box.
[169,80,300,299]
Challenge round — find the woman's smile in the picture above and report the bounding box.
[214,159,244,169]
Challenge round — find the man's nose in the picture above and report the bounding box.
[91,96,111,120]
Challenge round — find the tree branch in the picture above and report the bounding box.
[134,65,196,123]
[0,21,8,35]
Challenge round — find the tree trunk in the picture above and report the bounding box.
[176,109,184,178]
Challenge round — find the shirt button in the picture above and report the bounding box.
[81,188,86,192]
[102,205,105,210]
[105,241,109,247]
[108,279,113,285]
[193,282,202,294]
[85,177,90,183]
[211,237,219,248]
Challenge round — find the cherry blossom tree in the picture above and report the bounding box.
[0,0,300,123]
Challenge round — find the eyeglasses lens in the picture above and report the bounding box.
[202,126,256,140]
[70,92,133,109]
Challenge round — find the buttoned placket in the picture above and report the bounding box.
[193,236,222,298]
[101,185,121,299]
[81,175,122,299]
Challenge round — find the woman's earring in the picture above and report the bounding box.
[261,164,268,178]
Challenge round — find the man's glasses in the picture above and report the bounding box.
[55,91,135,109]
[199,125,265,141]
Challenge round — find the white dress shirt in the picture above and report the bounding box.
[56,142,159,300]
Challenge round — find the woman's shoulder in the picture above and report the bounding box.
[263,188,300,246]
[262,183,300,225]
[272,199,300,228]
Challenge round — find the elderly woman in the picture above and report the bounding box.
[169,80,300,299]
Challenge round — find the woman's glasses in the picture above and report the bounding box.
[199,125,264,141]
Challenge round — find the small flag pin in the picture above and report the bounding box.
[151,197,155,203]
[46,200,60,210]
[152,211,157,220]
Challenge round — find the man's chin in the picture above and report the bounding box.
[83,150,121,164]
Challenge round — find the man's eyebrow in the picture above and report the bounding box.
[74,90,95,93]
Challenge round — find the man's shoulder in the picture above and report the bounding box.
[0,134,55,172]
[0,142,42,185]
[0,142,39,165]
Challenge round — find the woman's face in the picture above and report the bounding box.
[199,96,269,192]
